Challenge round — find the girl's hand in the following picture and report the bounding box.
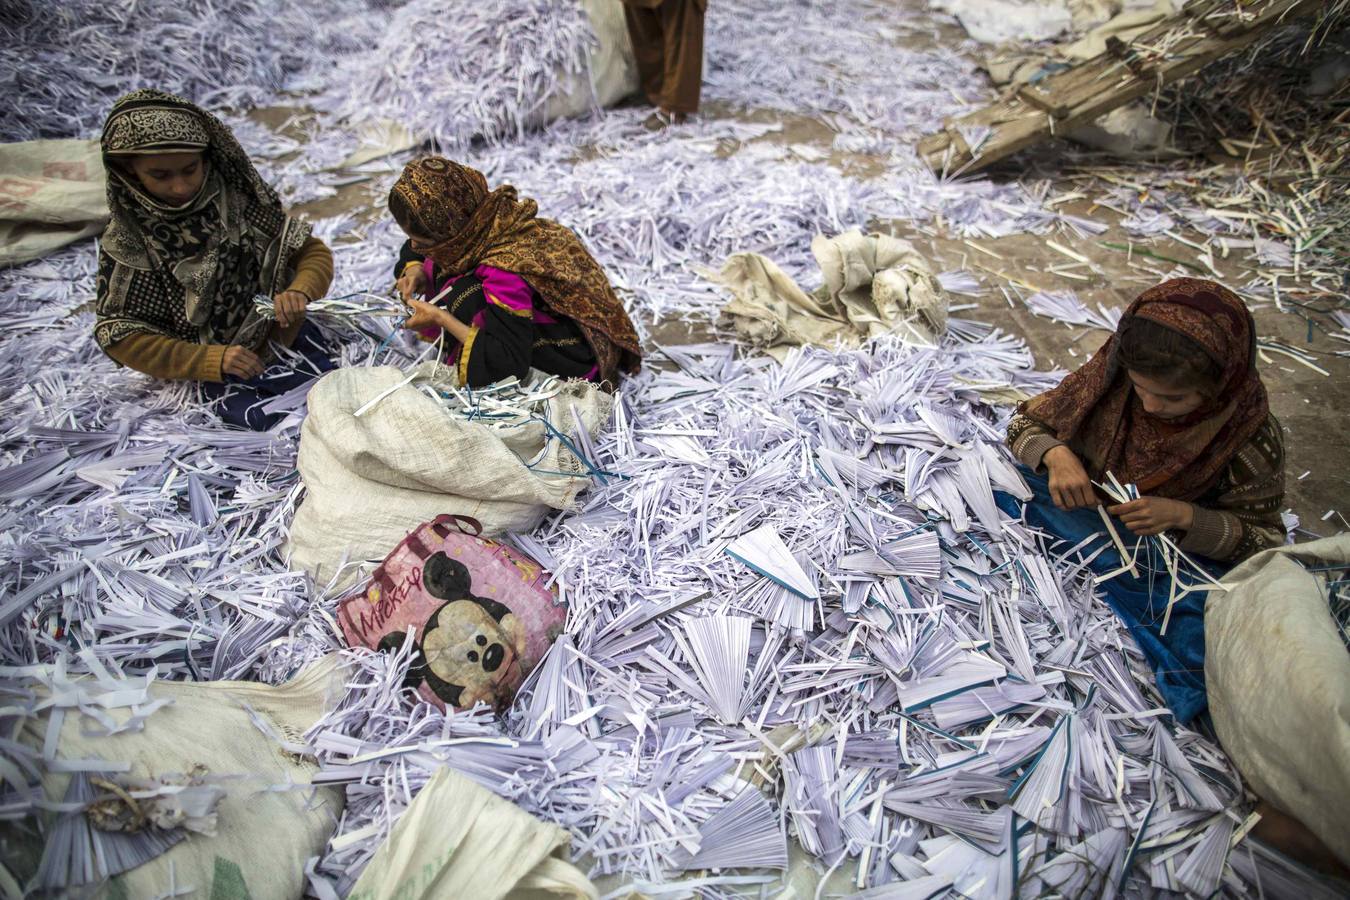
[222,345,265,379]
[1043,445,1095,510]
[273,290,309,329]
[402,298,450,332]
[1107,497,1195,536]
[397,265,429,302]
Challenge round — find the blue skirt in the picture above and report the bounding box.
[994,467,1227,724]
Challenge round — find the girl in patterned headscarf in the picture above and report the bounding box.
[1008,277,1282,562]
[388,156,641,390]
[1000,278,1284,724]
[95,89,335,430]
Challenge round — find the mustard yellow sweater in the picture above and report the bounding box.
[104,236,334,382]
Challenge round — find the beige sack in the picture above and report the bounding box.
[348,766,595,900]
[287,364,612,586]
[0,139,108,266]
[538,0,640,125]
[1205,534,1350,865]
[10,655,347,899]
[712,229,948,360]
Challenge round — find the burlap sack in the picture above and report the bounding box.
[1205,534,1350,865]
[0,139,108,266]
[287,364,611,586]
[11,656,347,899]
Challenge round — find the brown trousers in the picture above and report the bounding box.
[622,0,706,114]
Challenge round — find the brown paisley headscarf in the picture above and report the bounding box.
[389,157,642,386]
[1019,278,1269,501]
[94,89,310,353]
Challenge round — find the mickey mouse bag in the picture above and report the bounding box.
[337,515,568,712]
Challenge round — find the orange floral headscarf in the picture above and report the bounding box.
[390,157,641,386]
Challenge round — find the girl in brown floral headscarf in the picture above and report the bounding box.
[1007,277,1283,563]
[388,157,641,390]
[1002,278,1284,725]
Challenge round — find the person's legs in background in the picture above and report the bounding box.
[623,4,667,111]
[656,0,704,116]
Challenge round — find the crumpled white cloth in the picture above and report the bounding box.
[710,229,949,360]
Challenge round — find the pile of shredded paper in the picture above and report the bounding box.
[0,0,594,149]
[2,0,1346,897]
[302,334,1342,897]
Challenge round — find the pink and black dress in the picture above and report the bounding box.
[396,241,600,388]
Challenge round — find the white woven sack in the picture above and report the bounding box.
[287,364,612,586]
[0,139,109,266]
[537,0,639,126]
[1205,533,1350,865]
[348,766,596,900]
[14,656,346,900]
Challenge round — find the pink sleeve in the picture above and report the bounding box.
[415,257,443,341]
[477,265,534,315]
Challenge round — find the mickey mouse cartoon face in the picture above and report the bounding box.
[378,552,526,711]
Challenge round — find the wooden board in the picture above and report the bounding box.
[917,0,1325,176]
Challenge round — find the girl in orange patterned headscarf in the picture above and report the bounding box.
[387,157,641,390]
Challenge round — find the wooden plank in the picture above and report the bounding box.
[1015,84,1070,118]
[917,0,1325,176]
